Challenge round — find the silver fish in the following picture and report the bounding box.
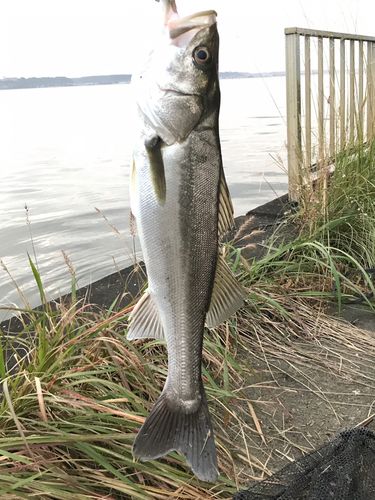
[128,0,245,483]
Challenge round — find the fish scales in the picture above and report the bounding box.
[128,0,245,483]
[137,119,220,400]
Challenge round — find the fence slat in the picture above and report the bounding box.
[367,42,373,140]
[359,40,364,137]
[371,42,375,139]
[329,38,335,156]
[372,43,375,138]
[350,40,355,142]
[305,36,311,168]
[285,33,302,201]
[340,39,346,148]
[318,37,324,160]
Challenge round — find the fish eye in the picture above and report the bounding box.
[193,46,212,67]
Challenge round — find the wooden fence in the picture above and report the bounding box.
[285,27,375,200]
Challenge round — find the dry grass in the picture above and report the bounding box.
[2,261,375,500]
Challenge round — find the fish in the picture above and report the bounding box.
[128,0,245,483]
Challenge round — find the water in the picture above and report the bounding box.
[0,77,287,322]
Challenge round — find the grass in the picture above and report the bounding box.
[0,260,268,499]
[297,140,375,269]
[2,261,375,499]
[235,139,375,313]
[1,138,375,499]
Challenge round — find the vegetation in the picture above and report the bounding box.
[241,139,375,311]
[297,140,375,269]
[0,262,266,499]
[0,139,375,499]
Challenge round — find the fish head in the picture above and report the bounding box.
[133,3,220,145]
[165,8,219,94]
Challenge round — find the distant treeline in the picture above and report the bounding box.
[0,75,132,90]
[219,71,286,79]
[0,71,288,91]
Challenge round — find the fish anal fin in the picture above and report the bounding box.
[218,171,235,239]
[206,253,246,328]
[133,388,218,483]
[127,290,165,341]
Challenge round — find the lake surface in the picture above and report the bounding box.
[0,78,288,322]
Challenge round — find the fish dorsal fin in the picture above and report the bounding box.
[218,171,235,239]
[206,253,246,328]
[127,290,165,341]
[130,156,138,217]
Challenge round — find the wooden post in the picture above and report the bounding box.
[340,39,346,149]
[359,40,364,137]
[350,40,355,143]
[329,38,335,156]
[318,37,324,160]
[285,32,302,201]
[367,41,373,140]
[371,42,375,139]
[305,36,311,169]
[372,43,375,138]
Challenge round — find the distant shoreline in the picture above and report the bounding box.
[0,71,288,91]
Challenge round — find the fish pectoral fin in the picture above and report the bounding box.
[133,388,218,483]
[218,170,235,239]
[206,253,246,328]
[145,134,166,206]
[127,290,165,341]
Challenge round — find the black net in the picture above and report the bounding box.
[234,428,375,500]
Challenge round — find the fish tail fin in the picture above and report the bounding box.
[133,389,218,482]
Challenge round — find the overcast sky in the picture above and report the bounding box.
[1,0,374,78]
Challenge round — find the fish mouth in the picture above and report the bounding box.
[168,10,217,40]
[167,10,217,48]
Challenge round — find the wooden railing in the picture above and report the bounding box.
[285,27,375,200]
